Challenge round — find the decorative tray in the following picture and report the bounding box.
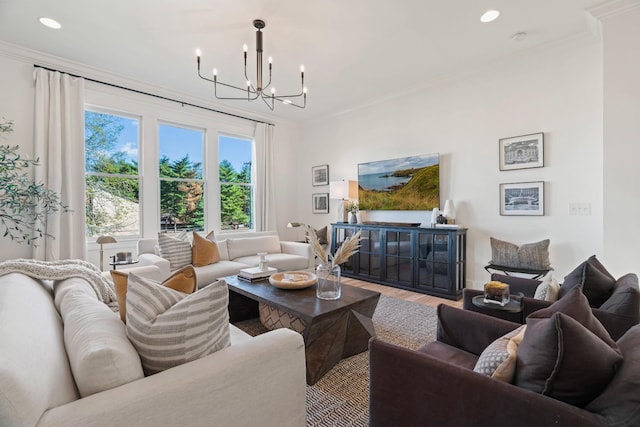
[269,271,318,289]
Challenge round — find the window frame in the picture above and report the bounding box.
[84,107,143,239]
[84,83,257,241]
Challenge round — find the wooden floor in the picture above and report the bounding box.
[342,276,463,309]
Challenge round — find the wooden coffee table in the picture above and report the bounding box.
[224,274,381,385]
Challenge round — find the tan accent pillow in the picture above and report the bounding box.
[192,231,220,267]
[110,265,197,323]
[473,325,526,382]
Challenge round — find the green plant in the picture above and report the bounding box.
[347,200,359,214]
[0,119,69,245]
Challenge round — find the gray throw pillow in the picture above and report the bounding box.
[562,255,616,307]
[490,237,551,270]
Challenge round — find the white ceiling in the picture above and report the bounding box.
[0,0,603,123]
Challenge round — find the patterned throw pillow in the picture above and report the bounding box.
[533,272,560,302]
[125,273,231,375]
[111,265,197,323]
[473,325,526,382]
[489,237,551,270]
[192,231,220,267]
[157,232,192,271]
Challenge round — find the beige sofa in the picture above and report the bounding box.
[124,231,314,289]
[0,272,307,427]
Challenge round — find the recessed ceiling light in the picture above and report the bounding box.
[39,17,62,29]
[480,9,500,23]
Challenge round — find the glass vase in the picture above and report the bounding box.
[316,263,341,300]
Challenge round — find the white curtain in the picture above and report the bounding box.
[253,123,276,231]
[33,68,87,260]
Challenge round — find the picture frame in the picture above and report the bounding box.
[499,132,544,171]
[312,193,329,214]
[312,164,329,186]
[500,181,544,216]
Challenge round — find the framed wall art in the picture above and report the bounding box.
[312,164,329,186]
[312,193,329,214]
[500,181,544,216]
[499,132,544,171]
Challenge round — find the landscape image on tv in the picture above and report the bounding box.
[357,153,439,211]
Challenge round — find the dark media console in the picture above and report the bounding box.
[332,223,467,300]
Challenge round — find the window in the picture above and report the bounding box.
[85,110,140,237]
[158,123,204,232]
[219,135,253,230]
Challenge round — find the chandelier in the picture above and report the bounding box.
[196,19,307,111]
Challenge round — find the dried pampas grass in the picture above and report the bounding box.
[332,230,361,267]
[305,225,361,268]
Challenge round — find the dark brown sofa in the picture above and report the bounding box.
[463,272,639,340]
[369,304,640,427]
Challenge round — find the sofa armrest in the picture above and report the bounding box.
[280,241,314,269]
[37,328,307,427]
[369,338,603,427]
[437,304,520,355]
[490,273,541,297]
[133,254,171,278]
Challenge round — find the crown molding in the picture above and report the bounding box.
[588,0,640,20]
[0,40,294,127]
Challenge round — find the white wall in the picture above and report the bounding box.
[599,4,640,277]
[299,37,605,288]
[0,55,37,261]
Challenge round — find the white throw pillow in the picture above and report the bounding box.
[157,232,192,271]
[534,271,560,302]
[125,273,231,375]
[54,279,144,397]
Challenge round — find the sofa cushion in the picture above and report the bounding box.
[586,325,640,426]
[227,235,281,260]
[234,253,308,272]
[527,285,617,347]
[54,278,144,397]
[125,273,231,375]
[193,260,250,289]
[490,237,551,270]
[111,265,197,323]
[562,255,616,307]
[216,239,230,261]
[192,231,220,267]
[417,341,478,370]
[533,271,560,302]
[157,232,192,271]
[473,325,526,382]
[516,312,622,406]
[0,273,78,427]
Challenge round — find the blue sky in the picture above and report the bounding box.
[358,153,439,175]
[113,118,251,172]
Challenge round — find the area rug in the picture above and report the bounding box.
[234,295,438,426]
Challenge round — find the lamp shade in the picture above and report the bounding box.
[329,180,358,200]
[443,200,456,220]
[287,222,305,228]
[96,235,117,244]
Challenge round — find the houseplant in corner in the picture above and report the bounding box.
[306,225,361,300]
[0,118,69,245]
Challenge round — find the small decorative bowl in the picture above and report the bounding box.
[269,271,318,289]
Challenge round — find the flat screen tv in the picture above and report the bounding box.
[357,153,439,211]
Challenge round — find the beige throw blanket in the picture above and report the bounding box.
[0,258,118,310]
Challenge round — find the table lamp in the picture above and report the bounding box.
[96,235,117,271]
[329,180,358,223]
